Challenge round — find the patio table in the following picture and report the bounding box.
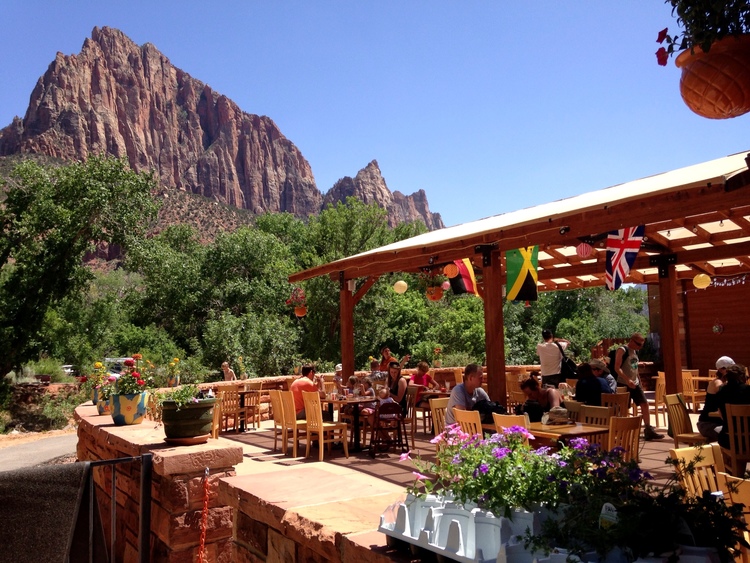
[322,396,373,452]
[482,421,609,445]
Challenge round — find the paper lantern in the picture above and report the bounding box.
[426,286,443,301]
[393,280,408,294]
[441,280,451,290]
[576,242,593,258]
[693,273,711,289]
[443,263,460,278]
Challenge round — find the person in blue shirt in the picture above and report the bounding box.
[574,362,614,406]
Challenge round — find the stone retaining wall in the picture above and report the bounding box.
[75,404,243,562]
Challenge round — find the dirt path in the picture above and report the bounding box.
[0,427,77,449]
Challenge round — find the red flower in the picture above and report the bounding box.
[656,47,669,66]
[137,380,145,386]
[124,359,135,367]
[132,371,140,378]
[656,27,669,44]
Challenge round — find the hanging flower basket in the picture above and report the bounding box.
[675,35,750,119]
[294,305,308,317]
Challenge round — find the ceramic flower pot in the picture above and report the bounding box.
[91,387,98,405]
[161,398,217,443]
[676,34,750,119]
[433,360,442,368]
[110,392,148,425]
[166,375,180,388]
[97,398,110,415]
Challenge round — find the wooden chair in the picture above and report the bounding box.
[509,390,527,411]
[429,397,449,436]
[670,443,726,498]
[607,416,641,462]
[279,390,307,457]
[218,384,245,432]
[652,373,667,427]
[323,381,338,396]
[492,413,530,444]
[681,370,707,413]
[665,393,708,448]
[453,368,464,385]
[722,403,750,476]
[453,408,483,437]
[210,397,223,439]
[268,390,285,452]
[410,384,432,433]
[564,399,582,422]
[602,392,630,417]
[243,380,263,430]
[616,386,628,394]
[369,402,408,457]
[580,405,614,426]
[302,391,348,461]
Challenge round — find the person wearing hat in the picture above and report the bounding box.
[333,363,344,393]
[574,362,615,406]
[590,358,617,393]
[697,356,734,441]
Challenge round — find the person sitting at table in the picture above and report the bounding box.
[369,359,387,382]
[340,375,362,416]
[333,363,344,393]
[410,361,438,407]
[445,364,489,426]
[361,379,384,426]
[520,376,562,421]
[698,356,734,442]
[574,362,613,406]
[590,358,617,393]
[290,365,325,419]
[387,361,409,416]
[717,364,750,448]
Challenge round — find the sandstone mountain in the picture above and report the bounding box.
[0,26,443,230]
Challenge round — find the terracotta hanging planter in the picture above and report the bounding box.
[675,34,750,119]
[425,286,443,301]
[294,305,307,317]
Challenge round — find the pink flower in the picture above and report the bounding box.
[656,47,669,66]
[399,451,412,462]
[412,471,429,481]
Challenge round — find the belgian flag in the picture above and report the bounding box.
[449,259,479,296]
[506,246,538,302]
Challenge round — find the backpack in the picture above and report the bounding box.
[472,399,507,424]
[608,346,628,374]
[555,342,577,380]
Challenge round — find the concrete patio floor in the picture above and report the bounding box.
[217,415,678,561]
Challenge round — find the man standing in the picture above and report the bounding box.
[614,333,664,441]
[445,364,490,426]
[536,329,569,388]
[290,365,325,419]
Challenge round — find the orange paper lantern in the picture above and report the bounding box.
[443,263,460,278]
[426,286,443,301]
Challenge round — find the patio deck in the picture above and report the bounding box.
[218,416,677,561]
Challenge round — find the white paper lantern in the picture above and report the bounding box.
[393,280,408,294]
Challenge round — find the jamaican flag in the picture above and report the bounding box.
[449,259,479,296]
[506,246,538,302]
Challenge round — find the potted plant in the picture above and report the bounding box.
[156,384,217,444]
[166,357,181,387]
[656,0,750,118]
[84,361,109,405]
[110,355,149,425]
[432,347,443,368]
[286,286,307,317]
[95,377,116,415]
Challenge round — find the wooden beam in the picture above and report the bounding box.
[339,277,355,379]
[352,275,379,306]
[658,266,682,395]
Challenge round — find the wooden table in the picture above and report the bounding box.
[322,396,374,452]
[481,421,609,444]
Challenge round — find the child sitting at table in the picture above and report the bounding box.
[359,378,377,417]
[410,361,438,407]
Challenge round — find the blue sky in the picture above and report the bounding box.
[2,1,749,227]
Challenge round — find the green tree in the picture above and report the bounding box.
[0,157,158,375]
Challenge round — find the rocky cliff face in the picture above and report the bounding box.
[0,26,441,229]
[323,161,443,229]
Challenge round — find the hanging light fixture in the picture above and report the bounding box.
[576,242,593,258]
[443,263,459,278]
[693,273,712,289]
[393,280,408,294]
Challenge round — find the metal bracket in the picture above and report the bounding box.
[649,254,677,278]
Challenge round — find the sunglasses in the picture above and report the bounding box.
[633,340,645,347]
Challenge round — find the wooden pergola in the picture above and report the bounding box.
[290,151,750,403]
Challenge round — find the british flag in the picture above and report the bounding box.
[605,225,645,290]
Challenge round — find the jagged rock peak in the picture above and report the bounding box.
[0,26,322,216]
[323,160,443,230]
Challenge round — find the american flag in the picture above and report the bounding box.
[605,226,645,290]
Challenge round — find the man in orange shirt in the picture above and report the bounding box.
[290,365,325,419]
[378,346,410,372]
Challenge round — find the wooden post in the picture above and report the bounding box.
[339,274,355,378]
[482,249,507,405]
[657,259,682,395]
